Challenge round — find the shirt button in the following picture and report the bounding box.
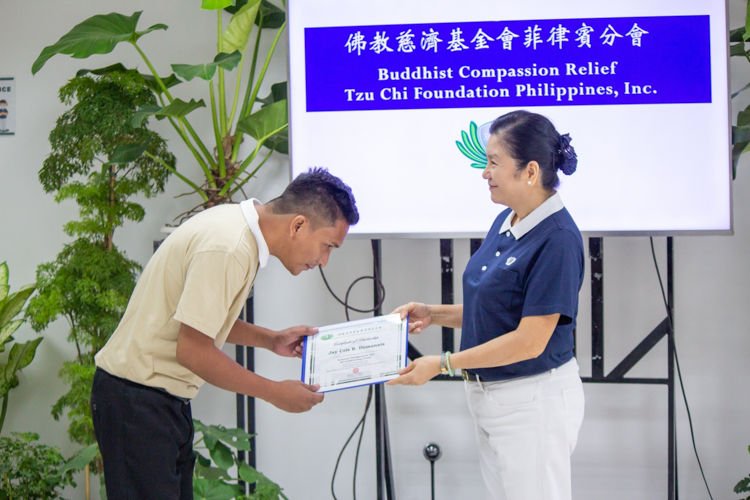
[481,266,487,271]
[495,251,501,257]
[506,231,511,237]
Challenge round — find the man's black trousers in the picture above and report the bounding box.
[91,368,196,500]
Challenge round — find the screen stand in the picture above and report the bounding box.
[579,237,677,500]
[372,239,397,500]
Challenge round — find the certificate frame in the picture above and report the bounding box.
[301,314,409,393]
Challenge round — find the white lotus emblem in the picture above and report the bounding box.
[505,257,516,266]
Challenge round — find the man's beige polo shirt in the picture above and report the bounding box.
[95,200,269,399]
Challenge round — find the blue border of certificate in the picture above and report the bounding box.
[301,315,409,393]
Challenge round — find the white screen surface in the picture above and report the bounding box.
[288,0,731,237]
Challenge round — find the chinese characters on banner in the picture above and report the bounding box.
[345,22,650,54]
[305,16,710,112]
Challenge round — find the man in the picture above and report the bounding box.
[92,168,359,499]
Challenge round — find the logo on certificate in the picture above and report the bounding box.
[353,368,360,374]
[321,334,333,341]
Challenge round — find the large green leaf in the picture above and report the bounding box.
[731,43,748,58]
[193,478,239,500]
[0,284,35,329]
[236,99,288,143]
[201,0,236,10]
[0,320,23,347]
[32,12,167,75]
[264,129,288,155]
[731,27,746,43]
[4,338,43,386]
[238,462,261,483]
[257,82,287,108]
[733,125,750,144]
[226,0,285,28]
[132,99,206,127]
[0,262,8,301]
[223,0,261,54]
[60,443,100,474]
[208,441,235,470]
[108,137,152,165]
[172,51,242,82]
[732,141,750,179]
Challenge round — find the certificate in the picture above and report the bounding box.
[301,314,409,392]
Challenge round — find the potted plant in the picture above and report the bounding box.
[0,432,76,499]
[26,69,175,500]
[193,420,287,500]
[32,0,290,220]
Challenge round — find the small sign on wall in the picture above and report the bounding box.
[0,78,15,135]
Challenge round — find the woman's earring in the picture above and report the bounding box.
[527,181,532,185]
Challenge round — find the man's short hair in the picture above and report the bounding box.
[269,168,359,227]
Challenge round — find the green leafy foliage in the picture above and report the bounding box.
[730,11,750,178]
[40,71,174,195]
[0,263,39,435]
[32,11,167,75]
[236,100,287,143]
[60,442,100,475]
[0,432,76,500]
[735,445,750,499]
[52,361,97,447]
[223,0,262,54]
[27,239,140,354]
[193,420,287,500]
[33,3,289,210]
[132,98,207,127]
[172,51,243,82]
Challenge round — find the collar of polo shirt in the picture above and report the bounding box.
[239,199,270,268]
[499,192,565,240]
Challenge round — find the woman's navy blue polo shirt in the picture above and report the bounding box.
[460,193,584,381]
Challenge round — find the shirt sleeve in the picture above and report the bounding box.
[521,229,583,325]
[174,251,247,339]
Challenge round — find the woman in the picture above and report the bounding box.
[387,110,585,500]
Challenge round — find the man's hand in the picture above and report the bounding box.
[391,302,432,334]
[385,355,441,386]
[268,380,325,413]
[271,325,318,358]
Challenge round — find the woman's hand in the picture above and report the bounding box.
[271,325,318,358]
[385,355,441,386]
[391,302,433,334]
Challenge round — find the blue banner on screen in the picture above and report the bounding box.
[304,16,710,112]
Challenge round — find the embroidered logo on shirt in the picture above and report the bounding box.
[505,257,517,266]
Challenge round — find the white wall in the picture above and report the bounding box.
[2,1,749,499]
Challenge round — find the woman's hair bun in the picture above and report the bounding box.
[558,133,578,175]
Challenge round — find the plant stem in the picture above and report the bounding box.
[209,80,227,179]
[144,152,209,202]
[227,50,246,130]
[132,41,216,173]
[229,150,273,196]
[244,22,286,119]
[231,22,286,163]
[0,395,8,435]
[232,21,264,163]
[131,43,175,103]
[219,123,287,197]
[217,10,228,137]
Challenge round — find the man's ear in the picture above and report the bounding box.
[290,215,307,236]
